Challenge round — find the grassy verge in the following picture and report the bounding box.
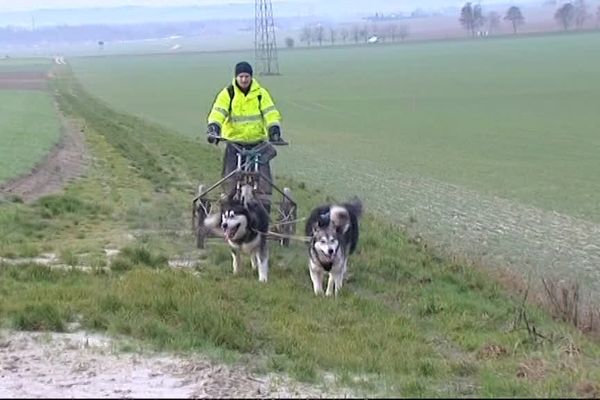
[1,66,600,397]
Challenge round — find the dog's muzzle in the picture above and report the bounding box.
[316,249,336,271]
[222,222,240,240]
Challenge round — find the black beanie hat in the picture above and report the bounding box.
[235,61,253,76]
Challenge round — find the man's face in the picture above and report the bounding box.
[236,73,252,90]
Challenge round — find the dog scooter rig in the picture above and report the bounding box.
[192,135,299,248]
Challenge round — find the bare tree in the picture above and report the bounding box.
[313,24,325,46]
[329,27,336,45]
[359,25,369,42]
[555,2,576,30]
[300,25,312,46]
[487,11,501,34]
[460,2,476,36]
[399,24,410,41]
[473,4,486,34]
[460,2,485,36]
[386,23,398,41]
[573,0,588,28]
[351,24,361,44]
[284,37,295,49]
[505,6,525,34]
[339,27,349,43]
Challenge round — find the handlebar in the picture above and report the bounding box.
[207,134,289,147]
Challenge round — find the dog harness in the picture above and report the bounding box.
[310,240,336,272]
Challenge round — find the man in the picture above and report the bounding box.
[206,61,285,214]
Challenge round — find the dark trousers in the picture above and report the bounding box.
[222,143,273,213]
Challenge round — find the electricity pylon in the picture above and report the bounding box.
[255,0,280,75]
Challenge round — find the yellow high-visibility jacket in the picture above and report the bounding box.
[207,79,282,143]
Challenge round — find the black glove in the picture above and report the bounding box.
[206,123,221,145]
[268,125,282,143]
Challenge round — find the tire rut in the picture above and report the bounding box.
[0,108,88,203]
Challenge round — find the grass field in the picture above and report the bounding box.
[0,58,60,184]
[0,57,52,72]
[70,32,600,223]
[0,90,62,184]
[2,69,600,396]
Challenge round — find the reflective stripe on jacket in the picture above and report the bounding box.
[207,78,282,143]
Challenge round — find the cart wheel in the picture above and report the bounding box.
[277,187,297,247]
[194,184,210,249]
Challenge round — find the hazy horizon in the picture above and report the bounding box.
[0,0,534,13]
[0,0,549,53]
[0,0,542,29]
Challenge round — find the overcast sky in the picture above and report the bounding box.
[0,0,519,13]
[2,0,247,12]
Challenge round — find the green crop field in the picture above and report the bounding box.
[2,69,600,397]
[0,90,62,184]
[71,32,600,224]
[0,58,60,184]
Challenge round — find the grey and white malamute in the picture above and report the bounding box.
[305,198,362,296]
[204,194,270,282]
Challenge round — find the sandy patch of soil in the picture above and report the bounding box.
[0,330,350,398]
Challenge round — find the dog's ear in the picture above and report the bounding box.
[312,222,319,235]
[317,212,330,228]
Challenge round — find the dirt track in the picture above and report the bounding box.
[0,68,87,201]
[0,114,88,203]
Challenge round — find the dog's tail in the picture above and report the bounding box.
[330,198,362,234]
[342,197,363,220]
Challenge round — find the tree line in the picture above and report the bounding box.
[459,0,600,36]
[553,0,599,30]
[290,1,600,49]
[286,21,410,48]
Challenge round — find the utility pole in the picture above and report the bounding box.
[255,0,280,75]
